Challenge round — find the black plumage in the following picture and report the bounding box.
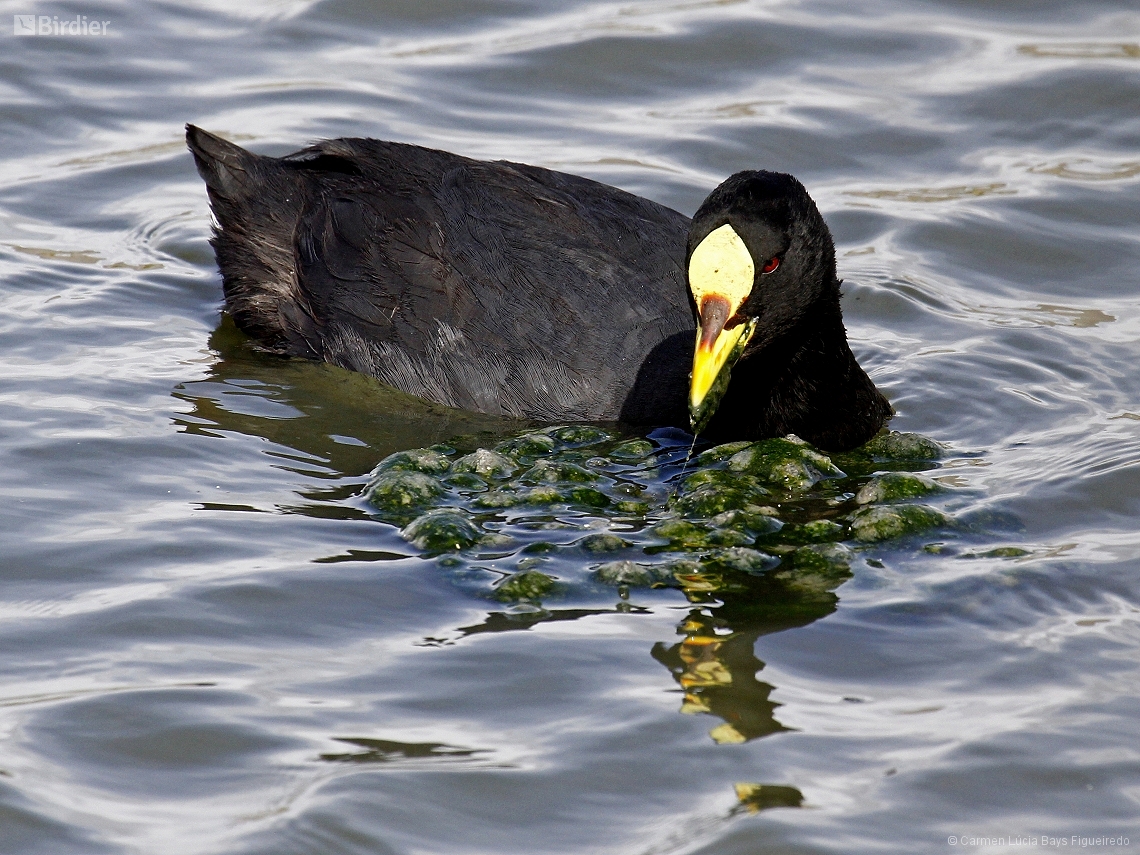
[187,125,891,451]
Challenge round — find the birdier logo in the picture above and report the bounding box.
[13,14,111,36]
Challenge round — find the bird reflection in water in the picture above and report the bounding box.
[437,570,835,813]
[442,559,846,749]
[655,610,786,745]
[664,567,847,745]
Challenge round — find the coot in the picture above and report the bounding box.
[187,125,890,451]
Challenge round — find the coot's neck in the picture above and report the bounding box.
[703,299,892,452]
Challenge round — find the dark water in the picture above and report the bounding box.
[2,1,1140,852]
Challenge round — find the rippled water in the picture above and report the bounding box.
[2,1,1140,852]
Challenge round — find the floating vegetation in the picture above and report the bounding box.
[365,470,445,518]
[358,425,983,607]
[494,569,558,602]
[401,509,483,552]
[848,504,947,543]
[855,471,942,505]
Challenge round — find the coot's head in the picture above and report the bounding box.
[685,170,837,433]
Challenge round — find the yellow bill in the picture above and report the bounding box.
[687,224,757,433]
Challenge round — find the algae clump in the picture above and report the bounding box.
[451,448,517,479]
[593,560,673,587]
[552,425,615,445]
[849,504,946,543]
[856,472,942,504]
[401,509,482,552]
[609,439,654,461]
[367,470,446,520]
[577,533,631,553]
[861,430,943,461]
[725,437,843,491]
[495,569,557,602]
[495,431,557,458]
[703,547,780,575]
[520,460,598,484]
[371,447,453,475]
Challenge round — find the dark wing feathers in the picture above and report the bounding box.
[188,126,693,421]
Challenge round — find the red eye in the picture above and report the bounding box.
[762,256,780,274]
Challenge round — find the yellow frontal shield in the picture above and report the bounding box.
[687,224,756,433]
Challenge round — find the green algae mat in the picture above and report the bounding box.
[362,426,976,607]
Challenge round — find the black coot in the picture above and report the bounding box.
[187,124,890,451]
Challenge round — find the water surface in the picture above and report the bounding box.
[2,1,1139,852]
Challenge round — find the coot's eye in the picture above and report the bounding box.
[761,256,780,274]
